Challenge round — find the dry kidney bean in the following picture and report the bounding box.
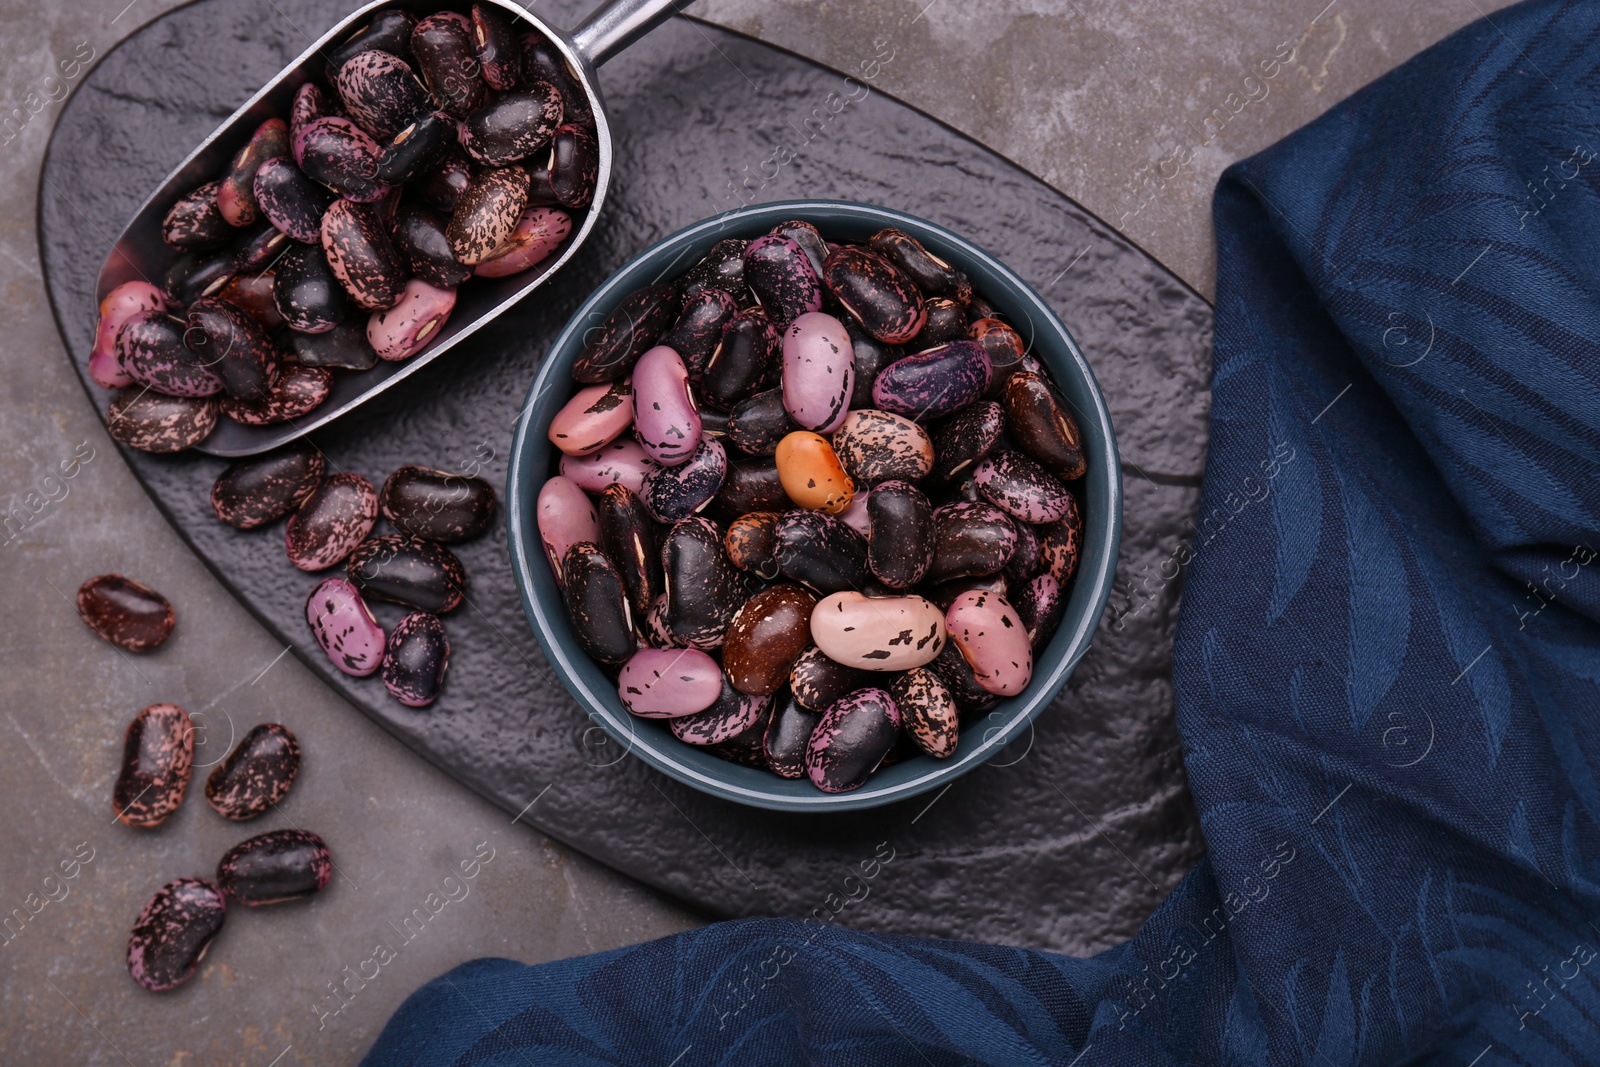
[77,575,175,652]
[115,703,194,827]
[127,878,225,992]
[206,723,300,819]
[217,829,333,906]
[540,219,1091,791]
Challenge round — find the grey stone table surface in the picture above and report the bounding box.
[0,0,1506,1064]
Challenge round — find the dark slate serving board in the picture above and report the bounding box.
[41,0,1213,953]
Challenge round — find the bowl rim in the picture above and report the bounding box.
[507,198,1123,811]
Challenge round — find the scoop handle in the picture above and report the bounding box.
[570,0,696,67]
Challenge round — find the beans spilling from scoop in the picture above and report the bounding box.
[94,4,598,453]
[538,221,1086,793]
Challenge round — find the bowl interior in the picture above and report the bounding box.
[507,200,1122,811]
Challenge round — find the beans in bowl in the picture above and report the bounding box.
[537,221,1087,794]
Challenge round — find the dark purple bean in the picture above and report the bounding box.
[806,688,901,793]
[117,311,222,397]
[520,34,592,125]
[471,2,523,91]
[659,287,738,380]
[865,480,933,589]
[927,501,1017,583]
[763,689,819,778]
[822,245,926,344]
[183,297,280,399]
[273,242,348,333]
[295,117,388,202]
[211,445,326,529]
[549,122,597,209]
[680,238,749,303]
[411,13,486,118]
[323,9,416,81]
[392,203,473,288]
[702,307,780,412]
[662,516,749,650]
[725,388,798,457]
[253,156,333,243]
[383,611,450,706]
[597,484,662,618]
[77,574,174,653]
[640,437,727,523]
[570,283,681,383]
[205,723,300,819]
[929,400,1004,483]
[114,703,194,827]
[672,678,771,746]
[379,465,497,542]
[162,181,231,252]
[774,509,868,594]
[217,829,332,906]
[375,111,456,183]
[561,542,636,664]
[105,389,218,453]
[346,534,467,613]
[867,228,972,304]
[464,83,563,165]
[292,318,379,370]
[742,234,823,329]
[127,878,225,992]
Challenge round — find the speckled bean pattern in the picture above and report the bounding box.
[382,611,451,707]
[973,449,1076,523]
[127,878,226,992]
[781,311,854,434]
[114,703,195,827]
[77,574,175,652]
[805,688,902,793]
[286,473,379,571]
[743,234,823,329]
[872,339,992,421]
[890,667,958,758]
[672,679,771,745]
[205,723,300,819]
[831,409,933,486]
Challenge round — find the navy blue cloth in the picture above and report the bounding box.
[364,1,1600,1062]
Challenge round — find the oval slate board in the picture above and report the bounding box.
[41,0,1211,953]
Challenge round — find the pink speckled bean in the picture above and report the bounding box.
[474,206,572,277]
[631,345,701,466]
[305,576,385,677]
[91,282,169,388]
[368,279,455,361]
[559,438,658,495]
[548,379,634,457]
[536,475,599,586]
[945,589,1032,696]
[781,311,855,434]
[616,647,723,718]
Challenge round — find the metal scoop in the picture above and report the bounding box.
[90,0,691,457]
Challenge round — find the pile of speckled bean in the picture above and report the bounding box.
[207,450,497,707]
[537,220,1085,793]
[93,4,596,453]
[75,575,330,992]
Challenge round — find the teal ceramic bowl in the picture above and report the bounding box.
[507,200,1121,811]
